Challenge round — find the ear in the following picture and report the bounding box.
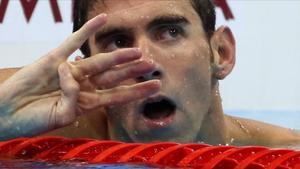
[210,26,236,80]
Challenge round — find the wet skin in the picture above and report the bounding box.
[84,0,300,145]
[0,0,300,147]
[86,0,229,143]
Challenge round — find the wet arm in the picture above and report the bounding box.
[0,68,20,83]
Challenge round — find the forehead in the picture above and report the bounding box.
[87,0,201,26]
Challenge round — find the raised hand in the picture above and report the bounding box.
[0,14,161,140]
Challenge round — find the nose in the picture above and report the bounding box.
[135,36,164,82]
[135,65,163,82]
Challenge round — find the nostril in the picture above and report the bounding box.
[152,70,161,77]
[136,76,145,82]
[135,70,162,82]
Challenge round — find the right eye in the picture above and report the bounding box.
[102,34,133,52]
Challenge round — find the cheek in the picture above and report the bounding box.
[171,48,212,108]
[107,103,137,129]
[183,61,211,98]
[170,46,211,86]
[181,61,212,128]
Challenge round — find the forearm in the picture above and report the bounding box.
[0,103,54,141]
[0,116,41,141]
[0,68,20,83]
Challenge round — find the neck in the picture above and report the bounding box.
[197,83,230,145]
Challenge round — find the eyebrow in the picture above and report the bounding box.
[146,15,190,30]
[94,15,189,42]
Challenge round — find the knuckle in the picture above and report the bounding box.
[67,83,80,93]
[55,115,75,127]
[116,85,129,92]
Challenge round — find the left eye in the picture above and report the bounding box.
[155,25,183,41]
[103,35,133,52]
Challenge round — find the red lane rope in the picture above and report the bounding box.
[0,137,299,168]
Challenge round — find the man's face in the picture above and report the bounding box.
[88,0,214,142]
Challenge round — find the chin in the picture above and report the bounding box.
[126,121,199,143]
[109,93,202,143]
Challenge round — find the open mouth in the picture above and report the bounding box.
[140,96,176,120]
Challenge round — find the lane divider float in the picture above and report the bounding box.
[0,136,300,168]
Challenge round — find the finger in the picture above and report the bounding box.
[90,59,155,88]
[71,48,142,81]
[75,56,83,61]
[78,80,161,110]
[55,13,107,59]
[56,63,80,126]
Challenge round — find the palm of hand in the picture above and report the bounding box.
[0,14,161,140]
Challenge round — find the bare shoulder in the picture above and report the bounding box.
[225,115,300,147]
[0,68,20,83]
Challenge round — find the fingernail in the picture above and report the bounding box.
[75,56,83,61]
[98,13,107,18]
[130,48,142,58]
[133,48,141,54]
[152,80,161,88]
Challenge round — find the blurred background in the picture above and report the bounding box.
[0,0,299,129]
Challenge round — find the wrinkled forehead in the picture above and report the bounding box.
[87,0,201,26]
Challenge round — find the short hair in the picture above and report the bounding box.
[73,0,216,57]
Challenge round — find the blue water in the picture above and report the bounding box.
[0,159,161,169]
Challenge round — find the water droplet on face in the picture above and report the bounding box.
[74,121,79,128]
[145,49,150,54]
[168,3,174,10]
[208,66,212,72]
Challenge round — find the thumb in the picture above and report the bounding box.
[56,62,80,127]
